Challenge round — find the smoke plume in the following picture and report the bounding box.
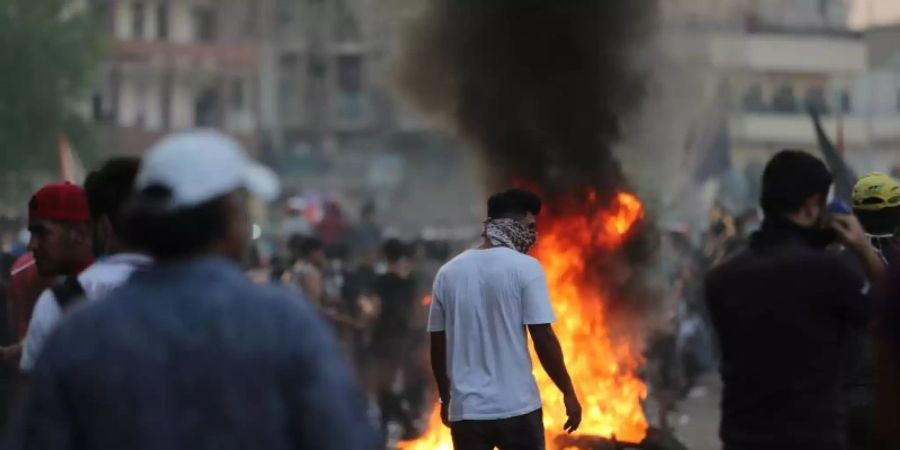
[394,0,659,200]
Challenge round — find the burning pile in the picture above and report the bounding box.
[393,0,661,448]
[399,193,648,450]
[531,192,647,443]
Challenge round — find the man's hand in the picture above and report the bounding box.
[440,400,450,428]
[831,214,869,252]
[0,343,21,364]
[563,392,582,434]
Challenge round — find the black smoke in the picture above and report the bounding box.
[394,0,659,201]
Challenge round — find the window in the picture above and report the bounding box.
[132,2,145,40]
[135,81,147,127]
[278,77,300,117]
[772,84,797,113]
[194,89,221,127]
[193,7,217,42]
[896,90,900,112]
[92,92,113,123]
[840,90,852,113]
[804,86,829,114]
[337,55,362,94]
[277,0,295,29]
[336,55,363,121]
[280,52,301,71]
[742,84,765,112]
[333,1,361,43]
[231,78,245,110]
[308,54,327,79]
[157,3,168,40]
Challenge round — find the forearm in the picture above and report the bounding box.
[430,332,450,401]
[854,244,887,290]
[531,328,575,396]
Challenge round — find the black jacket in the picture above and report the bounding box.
[705,219,870,450]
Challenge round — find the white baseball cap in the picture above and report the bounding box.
[136,130,280,208]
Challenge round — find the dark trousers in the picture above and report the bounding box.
[450,409,544,450]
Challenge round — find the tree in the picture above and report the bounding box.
[0,0,102,211]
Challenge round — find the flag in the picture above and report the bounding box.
[808,107,856,202]
[685,102,731,185]
[58,135,85,184]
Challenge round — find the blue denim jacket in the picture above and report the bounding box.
[11,257,375,450]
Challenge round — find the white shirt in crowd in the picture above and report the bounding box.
[20,254,153,372]
[428,246,556,421]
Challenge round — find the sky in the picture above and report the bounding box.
[850,0,900,29]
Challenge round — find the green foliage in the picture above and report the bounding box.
[0,0,102,207]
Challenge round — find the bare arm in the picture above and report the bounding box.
[299,271,324,307]
[529,323,582,433]
[833,214,887,289]
[853,243,887,291]
[528,324,574,396]
[429,331,450,402]
[430,331,452,427]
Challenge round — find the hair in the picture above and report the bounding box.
[486,188,542,219]
[122,186,230,260]
[760,150,833,217]
[84,157,141,234]
[299,237,324,259]
[383,238,409,263]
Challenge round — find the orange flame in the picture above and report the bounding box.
[400,192,647,449]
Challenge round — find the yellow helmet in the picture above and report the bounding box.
[852,172,900,211]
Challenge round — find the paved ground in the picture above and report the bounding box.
[648,373,722,450]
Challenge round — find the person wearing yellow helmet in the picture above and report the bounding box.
[841,172,900,450]
[852,172,900,264]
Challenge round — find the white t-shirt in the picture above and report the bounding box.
[428,247,556,421]
[20,254,153,371]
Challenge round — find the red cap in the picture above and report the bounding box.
[28,182,90,223]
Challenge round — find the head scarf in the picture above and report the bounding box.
[484,218,537,254]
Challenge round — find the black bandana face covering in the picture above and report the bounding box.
[484,218,538,254]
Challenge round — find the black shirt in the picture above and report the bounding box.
[373,272,416,344]
[705,220,870,449]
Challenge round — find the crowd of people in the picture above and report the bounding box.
[0,131,461,449]
[2,130,900,450]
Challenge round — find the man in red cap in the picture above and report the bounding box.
[0,184,93,365]
[25,182,94,278]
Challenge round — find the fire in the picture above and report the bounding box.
[399,404,453,450]
[400,192,647,449]
[531,192,647,443]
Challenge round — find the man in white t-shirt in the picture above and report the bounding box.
[428,189,582,450]
[21,158,152,372]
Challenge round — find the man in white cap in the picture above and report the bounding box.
[11,131,375,450]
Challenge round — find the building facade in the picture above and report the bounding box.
[663,0,900,189]
[89,0,262,154]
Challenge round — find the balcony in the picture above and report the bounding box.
[111,40,259,71]
[869,115,900,145]
[709,33,866,74]
[729,112,867,147]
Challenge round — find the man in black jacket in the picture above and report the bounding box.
[706,150,885,450]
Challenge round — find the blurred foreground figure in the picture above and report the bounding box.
[844,172,900,450]
[706,150,885,450]
[20,158,149,372]
[428,189,581,450]
[10,131,375,450]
